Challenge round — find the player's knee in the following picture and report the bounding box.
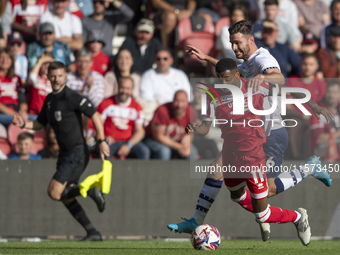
[230,190,244,201]
[48,188,61,201]
[254,205,270,223]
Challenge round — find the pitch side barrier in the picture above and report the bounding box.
[0,160,339,239]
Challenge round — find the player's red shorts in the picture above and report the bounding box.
[222,145,268,200]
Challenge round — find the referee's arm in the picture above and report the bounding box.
[12,112,44,130]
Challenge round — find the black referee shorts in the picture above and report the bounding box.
[53,144,90,185]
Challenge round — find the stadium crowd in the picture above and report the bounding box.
[0,0,339,161]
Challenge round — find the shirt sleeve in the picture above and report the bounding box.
[71,15,82,35]
[140,71,155,101]
[71,92,96,118]
[151,106,168,126]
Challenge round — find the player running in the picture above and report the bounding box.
[168,20,332,242]
[187,58,312,245]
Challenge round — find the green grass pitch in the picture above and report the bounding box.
[1,240,340,255]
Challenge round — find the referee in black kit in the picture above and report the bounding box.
[13,61,110,241]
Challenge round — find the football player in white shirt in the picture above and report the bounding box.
[167,20,333,245]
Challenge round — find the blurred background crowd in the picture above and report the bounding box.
[0,0,339,161]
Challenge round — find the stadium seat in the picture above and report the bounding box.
[0,138,11,156]
[176,17,216,75]
[7,124,46,154]
[215,17,230,37]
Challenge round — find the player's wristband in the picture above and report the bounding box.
[126,141,133,148]
[97,138,107,144]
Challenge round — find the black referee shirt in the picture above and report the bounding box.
[37,86,96,152]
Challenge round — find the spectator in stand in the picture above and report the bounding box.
[38,125,59,158]
[320,0,340,48]
[0,48,27,127]
[140,48,191,106]
[10,0,49,44]
[254,0,302,52]
[119,18,162,74]
[66,48,104,108]
[296,0,330,40]
[255,21,301,77]
[27,53,53,115]
[39,0,83,51]
[144,90,198,160]
[9,132,42,159]
[216,4,248,64]
[195,0,229,24]
[82,0,134,57]
[317,26,340,78]
[301,32,320,54]
[0,0,12,48]
[151,0,196,47]
[8,32,28,85]
[85,31,110,76]
[104,49,140,99]
[286,53,327,159]
[310,80,340,158]
[97,77,150,159]
[258,0,300,47]
[26,22,75,71]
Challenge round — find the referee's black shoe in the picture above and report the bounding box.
[81,231,102,241]
[88,187,106,212]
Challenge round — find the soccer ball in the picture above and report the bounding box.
[191,224,220,250]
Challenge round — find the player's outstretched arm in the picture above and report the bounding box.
[91,112,110,161]
[12,112,44,130]
[186,121,212,136]
[186,45,219,66]
[290,94,334,123]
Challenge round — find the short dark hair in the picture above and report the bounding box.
[155,48,172,57]
[300,53,318,62]
[264,0,279,6]
[228,20,253,36]
[48,61,66,73]
[18,132,34,142]
[215,58,238,74]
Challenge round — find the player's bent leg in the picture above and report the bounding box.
[252,197,310,246]
[167,152,223,234]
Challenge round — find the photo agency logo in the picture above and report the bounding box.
[198,81,312,128]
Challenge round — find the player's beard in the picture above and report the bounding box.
[236,44,250,59]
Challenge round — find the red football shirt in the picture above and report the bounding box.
[0,75,22,109]
[97,95,144,141]
[11,0,48,31]
[27,74,52,114]
[149,103,197,142]
[204,78,269,151]
[91,51,110,76]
